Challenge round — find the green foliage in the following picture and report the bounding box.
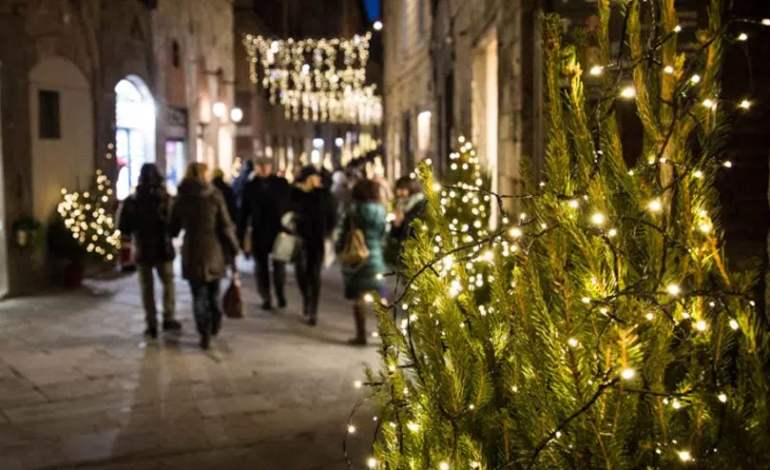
[353,2,770,470]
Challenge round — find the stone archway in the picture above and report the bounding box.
[115,76,156,200]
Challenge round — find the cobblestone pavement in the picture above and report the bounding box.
[0,260,382,470]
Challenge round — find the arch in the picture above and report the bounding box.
[29,56,94,223]
[114,75,156,200]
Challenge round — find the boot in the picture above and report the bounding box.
[348,305,367,346]
[162,319,182,333]
[199,333,211,351]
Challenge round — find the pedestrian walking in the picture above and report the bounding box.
[287,166,336,325]
[336,178,388,345]
[212,168,238,228]
[390,176,427,251]
[171,162,240,350]
[238,157,291,311]
[117,163,180,339]
[231,159,254,211]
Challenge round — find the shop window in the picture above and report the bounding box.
[38,90,61,139]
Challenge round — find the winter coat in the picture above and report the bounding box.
[288,186,337,254]
[117,184,175,265]
[238,174,291,255]
[212,177,238,227]
[170,179,239,282]
[336,202,387,300]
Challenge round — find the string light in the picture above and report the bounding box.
[729,319,740,330]
[737,33,748,41]
[694,320,708,332]
[57,170,120,260]
[440,462,450,470]
[648,199,663,213]
[589,65,604,76]
[664,65,675,74]
[739,100,751,110]
[718,393,728,403]
[621,368,636,380]
[677,451,692,462]
[243,33,382,125]
[691,74,701,84]
[620,86,637,99]
[367,457,378,468]
[591,213,606,226]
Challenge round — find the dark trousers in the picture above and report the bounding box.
[295,246,323,319]
[254,249,286,305]
[189,280,222,337]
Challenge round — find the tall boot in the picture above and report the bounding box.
[348,305,367,346]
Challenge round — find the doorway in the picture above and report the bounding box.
[115,77,156,200]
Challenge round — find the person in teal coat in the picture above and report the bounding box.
[336,178,388,345]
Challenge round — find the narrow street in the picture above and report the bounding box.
[0,261,380,470]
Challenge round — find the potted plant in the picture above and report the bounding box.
[12,215,43,249]
[47,216,87,288]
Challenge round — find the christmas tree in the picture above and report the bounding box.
[351,2,770,470]
[57,169,121,261]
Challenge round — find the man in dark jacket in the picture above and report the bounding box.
[238,158,291,311]
[117,164,181,339]
[212,168,238,225]
[289,166,337,325]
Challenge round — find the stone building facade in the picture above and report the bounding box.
[0,0,234,297]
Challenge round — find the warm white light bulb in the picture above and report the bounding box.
[699,223,712,234]
[439,462,450,470]
[589,65,604,76]
[509,228,522,238]
[354,380,363,389]
[348,425,357,434]
[648,199,663,213]
[763,18,770,26]
[646,313,655,321]
[407,422,419,432]
[693,170,704,178]
[621,368,636,380]
[739,100,751,110]
[664,65,675,74]
[723,160,733,168]
[368,457,378,468]
[677,450,692,462]
[569,200,579,209]
[702,99,714,109]
[373,20,383,31]
[608,228,618,238]
[667,284,681,296]
[674,25,682,33]
[568,338,579,348]
[729,319,739,330]
[591,213,606,226]
[691,75,701,84]
[718,393,727,403]
[364,293,374,304]
[695,320,708,332]
[620,86,637,99]
[737,32,748,41]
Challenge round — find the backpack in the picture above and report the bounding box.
[338,208,370,267]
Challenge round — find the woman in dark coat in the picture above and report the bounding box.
[117,163,180,339]
[287,166,336,325]
[336,179,387,345]
[171,162,240,350]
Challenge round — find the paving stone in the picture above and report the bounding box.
[0,266,381,469]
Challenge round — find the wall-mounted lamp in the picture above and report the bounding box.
[212,101,227,119]
[230,107,244,123]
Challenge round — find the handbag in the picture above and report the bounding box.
[272,232,300,263]
[222,276,245,319]
[338,209,370,267]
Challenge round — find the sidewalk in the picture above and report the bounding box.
[0,260,381,470]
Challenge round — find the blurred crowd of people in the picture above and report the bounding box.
[118,157,426,351]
